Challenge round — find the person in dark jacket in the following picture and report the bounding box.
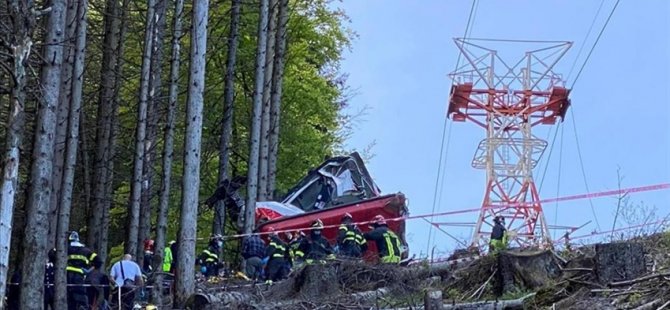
[241,231,266,281]
[299,219,334,264]
[197,235,224,278]
[67,231,102,310]
[45,248,56,310]
[86,254,110,310]
[264,229,288,284]
[337,213,367,258]
[364,215,402,264]
[143,239,155,273]
[489,216,508,253]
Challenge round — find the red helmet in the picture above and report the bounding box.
[144,239,155,251]
[372,215,386,226]
[342,212,353,221]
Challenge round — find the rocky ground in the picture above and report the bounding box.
[184,232,670,309]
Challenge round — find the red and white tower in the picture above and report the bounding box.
[447,38,572,249]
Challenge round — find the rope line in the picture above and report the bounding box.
[427,0,478,254]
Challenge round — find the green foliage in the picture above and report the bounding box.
[96,0,355,257]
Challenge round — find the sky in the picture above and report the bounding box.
[335,0,670,258]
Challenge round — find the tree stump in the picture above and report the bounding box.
[496,250,562,295]
[424,290,443,310]
[595,242,645,284]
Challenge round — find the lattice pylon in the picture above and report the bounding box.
[447,38,572,250]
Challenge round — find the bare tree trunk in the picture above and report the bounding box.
[19,0,64,306]
[257,0,277,201]
[244,0,270,234]
[138,0,168,267]
[0,0,35,304]
[175,0,209,305]
[155,0,183,272]
[89,0,121,249]
[267,0,288,199]
[80,113,92,227]
[48,0,78,249]
[213,0,241,238]
[127,0,156,257]
[54,0,88,308]
[99,0,130,268]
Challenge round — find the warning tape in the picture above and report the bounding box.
[211,182,669,240]
[7,282,158,288]
[568,219,669,241]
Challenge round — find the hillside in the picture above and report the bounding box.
[186,232,670,309]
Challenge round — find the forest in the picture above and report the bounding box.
[0,0,355,307]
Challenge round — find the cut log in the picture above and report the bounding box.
[387,293,535,310]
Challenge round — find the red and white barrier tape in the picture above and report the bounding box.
[210,182,669,240]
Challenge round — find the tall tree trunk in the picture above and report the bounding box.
[80,113,92,227]
[155,0,184,271]
[49,0,79,249]
[89,0,121,249]
[127,0,156,257]
[138,0,168,266]
[0,0,35,304]
[175,0,209,305]
[244,0,270,234]
[213,0,241,239]
[99,0,130,268]
[257,0,277,201]
[19,0,64,306]
[54,0,88,308]
[267,0,288,199]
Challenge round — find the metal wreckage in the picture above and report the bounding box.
[206,152,410,261]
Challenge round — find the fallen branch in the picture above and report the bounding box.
[633,298,662,310]
[609,272,670,287]
[468,269,496,300]
[591,288,626,293]
[562,268,593,272]
[349,287,390,303]
[657,300,670,310]
[610,290,650,298]
[386,293,536,310]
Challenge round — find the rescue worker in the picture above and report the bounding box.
[143,239,155,273]
[197,235,224,278]
[163,240,176,273]
[299,219,334,264]
[489,216,508,253]
[264,229,289,284]
[337,213,367,258]
[364,215,402,264]
[67,230,101,310]
[288,231,306,267]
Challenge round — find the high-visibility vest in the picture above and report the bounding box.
[381,231,401,263]
[163,247,173,272]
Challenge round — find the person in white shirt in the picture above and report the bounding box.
[109,254,144,310]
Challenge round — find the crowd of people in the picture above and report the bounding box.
[5,231,155,310]
[4,213,403,309]
[238,213,403,284]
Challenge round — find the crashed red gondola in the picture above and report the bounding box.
[206,152,409,261]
